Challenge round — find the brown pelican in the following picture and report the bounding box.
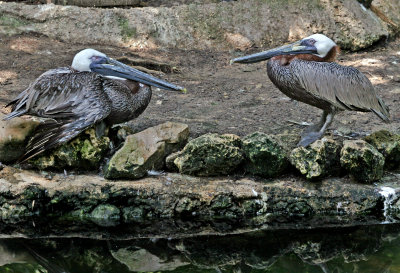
[231,34,390,146]
[3,49,185,161]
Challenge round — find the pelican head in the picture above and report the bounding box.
[72,48,185,92]
[231,34,337,64]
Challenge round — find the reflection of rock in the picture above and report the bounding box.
[242,132,289,178]
[111,247,189,272]
[0,113,39,163]
[365,130,400,170]
[29,127,110,170]
[173,133,244,176]
[290,138,341,179]
[104,122,189,179]
[340,140,385,183]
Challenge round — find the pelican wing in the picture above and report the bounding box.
[291,60,390,121]
[5,68,112,161]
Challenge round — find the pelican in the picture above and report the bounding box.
[3,49,185,161]
[231,34,390,146]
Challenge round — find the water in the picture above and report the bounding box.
[2,224,400,273]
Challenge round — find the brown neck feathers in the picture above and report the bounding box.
[274,46,340,66]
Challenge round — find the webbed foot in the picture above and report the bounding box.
[297,131,324,147]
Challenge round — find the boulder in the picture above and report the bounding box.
[173,133,244,176]
[364,130,400,170]
[290,138,341,180]
[104,122,189,180]
[0,113,39,164]
[29,127,110,170]
[242,132,289,178]
[340,140,385,183]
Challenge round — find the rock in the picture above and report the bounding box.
[173,133,244,176]
[104,122,189,180]
[290,138,341,180]
[165,151,180,172]
[0,1,396,51]
[340,140,385,183]
[29,127,110,170]
[0,113,39,164]
[90,204,120,227]
[242,132,289,178]
[364,130,400,170]
[224,32,253,51]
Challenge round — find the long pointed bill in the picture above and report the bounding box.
[230,40,318,64]
[91,58,186,92]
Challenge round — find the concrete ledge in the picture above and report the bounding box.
[0,166,399,237]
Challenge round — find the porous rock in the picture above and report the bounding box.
[340,140,385,183]
[242,132,289,178]
[90,204,120,227]
[30,127,110,170]
[104,122,189,180]
[290,138,341,179]
[364,130,400,170]
[173,133,244,176]
[0,113,39,164]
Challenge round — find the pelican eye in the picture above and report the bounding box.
[90,55,106,63]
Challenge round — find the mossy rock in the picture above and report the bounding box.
[174,133,244,176]
[242,132,290,178]
[90,204,120,227]
[340,140,385,183]
[290,138,341,180]
[29,127,110,170]
[364,130,400,170]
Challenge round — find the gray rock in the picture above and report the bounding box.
[340,140,385,183]
[290,138,341,179]
[104,122,189,180]
[364,130,400,170]
[174,133,244,176]
[0,0,397,51]
[242,132,289,178]
[0,113,39,164]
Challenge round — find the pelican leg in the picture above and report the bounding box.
[298,111,333,147]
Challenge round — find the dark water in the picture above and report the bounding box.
[1,224,400,273]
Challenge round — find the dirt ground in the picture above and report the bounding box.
[0,33,399,140]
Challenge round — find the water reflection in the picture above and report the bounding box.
[1,224,400,272]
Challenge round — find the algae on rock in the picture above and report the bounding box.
[173,133,244,176]
[340,140,385,183]
[242,132,289,178]
[290,138,341,179]
[29,127,110,170]
[365,130,400,170]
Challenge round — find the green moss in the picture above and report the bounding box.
[0,15,27,28]
[117,16,137,41]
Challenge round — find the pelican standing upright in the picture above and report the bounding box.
[231,34,390,146]
[4,49,185,161]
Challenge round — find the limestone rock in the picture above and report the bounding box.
[104,122,189,179]
[242,132,289,178]
[0,113,39,164]
[165,151,180,172]
[340,140,385,183]
[290,138,341,180]
[364,130,400,170]
[29,127,110,170]
[173,133,244,176]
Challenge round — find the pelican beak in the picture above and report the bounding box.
[90,57,186,92]
[230,40,318,64]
